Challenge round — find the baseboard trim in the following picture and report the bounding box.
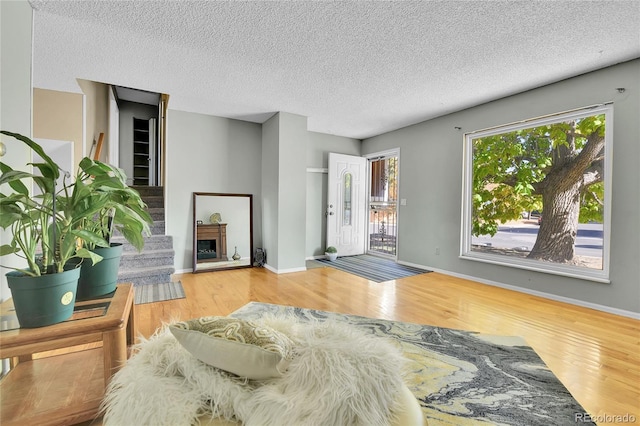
[397,260,640,320]
[264,264,307,274]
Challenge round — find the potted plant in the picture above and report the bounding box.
[325,246,338,261]
[65,157,152,300]
[0,131,107,327]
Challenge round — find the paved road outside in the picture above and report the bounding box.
[472,220,603,258]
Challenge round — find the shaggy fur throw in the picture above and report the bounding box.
[101,315,406,425]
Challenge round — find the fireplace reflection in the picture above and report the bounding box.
[197,240,217,261]
[193,192,253,273]
[196,224,228,263]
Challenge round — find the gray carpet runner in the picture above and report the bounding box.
[134,281,185,305]
[316,254,430,282]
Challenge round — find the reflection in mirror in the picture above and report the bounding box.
[193,193,253,272]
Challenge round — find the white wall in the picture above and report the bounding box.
[165,109,262,272]
[362,59,640,314]
[0,0,33,301]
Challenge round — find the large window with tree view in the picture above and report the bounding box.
[461,105,612,282]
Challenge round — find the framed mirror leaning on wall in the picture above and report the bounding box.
[193,192,253,273]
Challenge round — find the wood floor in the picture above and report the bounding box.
[131,266,639,425]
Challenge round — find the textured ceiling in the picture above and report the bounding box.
[29,1,640,139]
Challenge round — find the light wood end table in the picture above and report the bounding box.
[0,283,135,425]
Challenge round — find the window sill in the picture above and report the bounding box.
[460,251,610,284]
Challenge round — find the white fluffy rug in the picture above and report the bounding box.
[101,315,406,425]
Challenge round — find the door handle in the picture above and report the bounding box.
[325,204,334,217]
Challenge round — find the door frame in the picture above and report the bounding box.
[365,148,401,260]
[108,87,119,167]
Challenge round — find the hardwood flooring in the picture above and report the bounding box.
[130,266,640,425]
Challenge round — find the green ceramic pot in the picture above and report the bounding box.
[75,243,123,301]
[6,267,80,328]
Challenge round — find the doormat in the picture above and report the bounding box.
[315,254,430,282]
[134,281,186,305]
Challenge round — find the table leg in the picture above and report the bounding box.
[127,301,136,346]
[102,327,127,385]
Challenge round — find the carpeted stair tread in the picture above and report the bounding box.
[118,269,175,286]
[118,264,175,275]
[147,207,165,221]
[118,265,175,286]
[112,234,174,252]
[112,221,165,236]
[117,185,176,288]
[148,221,165,235]
[130,185,164,197]
[119,249,175,269]
[142,196,164,208]
[120,248,175,258]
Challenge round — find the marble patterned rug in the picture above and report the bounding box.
[231,302,594,426]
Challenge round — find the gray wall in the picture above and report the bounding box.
[165,108,360,271]
[362,59,640,314]
[261,114,280,269]
[165,109,263,271]
[275,113,308,271]
[261,112,308,272]
[0,0,33,301]
[306,132,361,257]
[163,60,637,314]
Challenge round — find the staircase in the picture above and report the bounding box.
[113,186,176,287]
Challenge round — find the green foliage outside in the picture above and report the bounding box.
[471,114,605,239]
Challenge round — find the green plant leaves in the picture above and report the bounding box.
[471,114,605,238]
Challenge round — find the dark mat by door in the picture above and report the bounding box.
[315,254,430,282]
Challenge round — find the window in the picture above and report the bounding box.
[343,173,352,226]
[461,105,612,282]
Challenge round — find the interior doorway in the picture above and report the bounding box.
[110,85,167,187]
[367,151,399,257]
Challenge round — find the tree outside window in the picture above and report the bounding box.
[461,105,612,282]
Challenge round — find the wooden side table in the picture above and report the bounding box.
[0,283,135,425]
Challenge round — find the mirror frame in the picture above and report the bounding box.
[192,192,253,273]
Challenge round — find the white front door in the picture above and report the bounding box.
[326,153,367,256]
